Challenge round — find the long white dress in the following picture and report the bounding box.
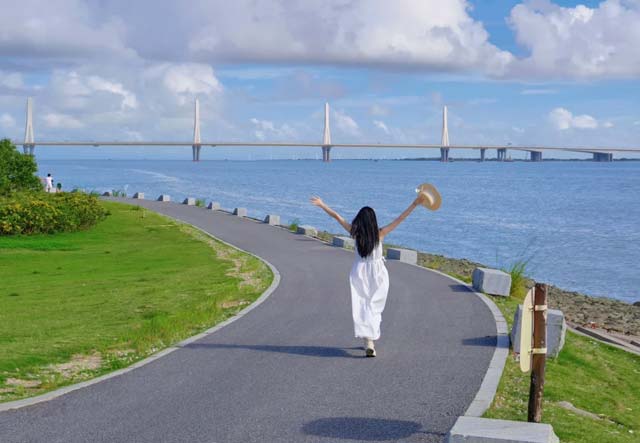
[349,241,390,340]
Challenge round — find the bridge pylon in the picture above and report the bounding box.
[440,106,450,162]
[321,102,332,162]
[23,97,35,156]
[192,98,202,162]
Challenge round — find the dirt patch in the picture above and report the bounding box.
[108,349,136,358]
[48,352,102,379]
[219,300,251,309]
[6,378,42,388]
[184,226,263,289]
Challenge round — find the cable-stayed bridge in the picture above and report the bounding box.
[14,98,638,162]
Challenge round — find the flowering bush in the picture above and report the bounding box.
[0,192,109,235]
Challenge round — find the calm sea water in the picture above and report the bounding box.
[37,159,640,303]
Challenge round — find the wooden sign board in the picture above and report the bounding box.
[519,288,534,373]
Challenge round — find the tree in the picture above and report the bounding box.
[0,138,42,195]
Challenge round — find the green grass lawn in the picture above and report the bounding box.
[486,294,640,443]
[0,201,272,402]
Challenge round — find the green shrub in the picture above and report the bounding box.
[195,198,206,207]
[0,192,109,235]
[0,139,42,195]
[506,260,529,298]
[289,218,300,232]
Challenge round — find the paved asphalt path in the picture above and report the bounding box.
[0,199,497,443]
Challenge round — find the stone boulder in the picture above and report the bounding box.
[297,225,317,236]
[264,214,280,225]
[332,236,354,249]
[386,248,417,265]
[511,305,566,358]
[233,207,247,217]
[473,267,511,297]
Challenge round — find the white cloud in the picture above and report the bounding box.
[160,64,222,96]
[0,0,135,61]
[521,89,556,95]
[512,126,525,134]
[0,113,16,129]
[86,76,137,110]
[0,72,25,89]
[370,104,390,116]
[603,121,614,128]
[549,107,599,130]
[333,109,360,136]
[188,0,513,75]
[48,70,137,111]
[373,120,390,135]
[250,118,296,140]
[508,0,640,78]
[44,112,84,129]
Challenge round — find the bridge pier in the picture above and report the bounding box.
[23,145,35,156]
[480,148,486,162]
[192,145,201,162]
[497,148,507,161]
[440,147,450,162]
[530,151,543,162]
[322,146,332,162]
[593,152,613,162]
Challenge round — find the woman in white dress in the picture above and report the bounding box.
[310,194,427,357]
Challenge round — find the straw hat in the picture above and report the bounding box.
[415,183,442,211]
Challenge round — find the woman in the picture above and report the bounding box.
[310,194,427,357]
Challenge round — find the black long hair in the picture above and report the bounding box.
[350,206,380,258]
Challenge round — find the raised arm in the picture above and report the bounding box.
[310,196,351,233]
[379,194,426,239]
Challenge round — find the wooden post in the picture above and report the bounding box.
[528,283,547,422]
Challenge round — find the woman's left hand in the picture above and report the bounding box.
[414,193,428,206]
[310,196,325,207]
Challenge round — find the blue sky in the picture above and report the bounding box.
[0,0,638,160]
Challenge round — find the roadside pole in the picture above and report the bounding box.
[528,283,548,422]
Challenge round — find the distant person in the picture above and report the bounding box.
[45,174,54,193]
[56,182,62,192]
[310,193,428,357]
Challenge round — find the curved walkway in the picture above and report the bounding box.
[0,199,499,443]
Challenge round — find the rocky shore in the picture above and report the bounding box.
[416,251,640,337]
[315,230,640,337]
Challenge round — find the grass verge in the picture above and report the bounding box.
[0,201,272,403]
[486,293,639,443]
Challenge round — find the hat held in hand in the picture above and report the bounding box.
[415,183,442,211]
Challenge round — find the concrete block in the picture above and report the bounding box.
[473,267,512,297]
[233,207,247,217]
[297,225,317,236]
[332,236,355,249]
[183,197,196,206]
[446,417,559,443]
[386,248,418,265]
[264,214,280,225]
[133,192,144,200]
[102,191,112,197]
[207,201,220,210]
[157,194,171,202]
[511,305,566,358]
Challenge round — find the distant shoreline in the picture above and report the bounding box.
[35,157,640,162]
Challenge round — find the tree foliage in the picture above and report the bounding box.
[0,138,42,195]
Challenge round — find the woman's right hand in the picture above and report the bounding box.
[310,196,325,207]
